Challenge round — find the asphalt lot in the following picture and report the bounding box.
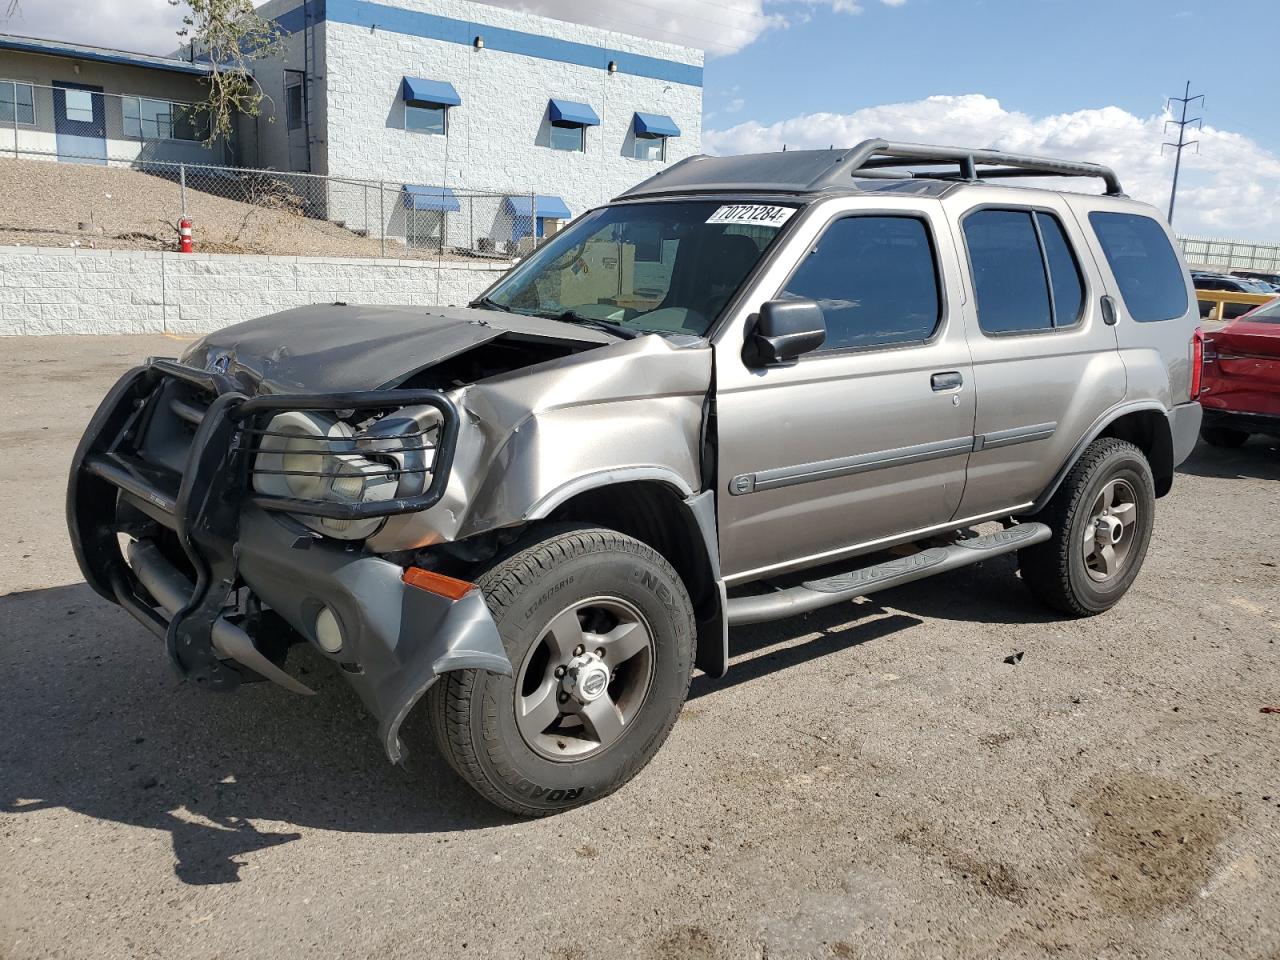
[2,335,1279,960]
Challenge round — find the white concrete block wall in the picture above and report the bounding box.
[0,246,510,336]
[252,0,702,225]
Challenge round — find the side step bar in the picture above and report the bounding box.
[725,523,1052,626]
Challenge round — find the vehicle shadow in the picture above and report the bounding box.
[1176,437,1280,482]
[0,583,512,887]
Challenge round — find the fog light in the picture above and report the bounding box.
[314,606,344,654]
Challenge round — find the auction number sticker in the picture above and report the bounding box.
[705,204,796,227]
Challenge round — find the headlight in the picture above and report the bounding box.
[252,411,400,540]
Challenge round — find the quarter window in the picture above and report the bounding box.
[781,215,942,351]
[1088,212,1189,322]
[963,208,1084,334]
[0,80,35,124]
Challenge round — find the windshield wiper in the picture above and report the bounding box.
[548,310,642,340]
[469,295,513,313]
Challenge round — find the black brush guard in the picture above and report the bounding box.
[67,357,460,690]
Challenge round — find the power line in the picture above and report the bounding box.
[1162,81,1203,224]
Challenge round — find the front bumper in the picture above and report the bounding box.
[67,359,511,762]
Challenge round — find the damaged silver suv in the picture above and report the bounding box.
[69,140,1203,815]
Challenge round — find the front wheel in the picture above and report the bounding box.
[427,525,695,816]
[1019,438,1156,616]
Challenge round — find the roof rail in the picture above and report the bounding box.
[808,139,1126,196]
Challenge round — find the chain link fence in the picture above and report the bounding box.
[0,82,557,260]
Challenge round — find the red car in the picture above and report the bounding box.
[1199,296,1280,446]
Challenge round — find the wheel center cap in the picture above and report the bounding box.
[1095,514,1123,545]
[566,654,610,704]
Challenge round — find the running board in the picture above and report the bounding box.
[725,523,1052,626]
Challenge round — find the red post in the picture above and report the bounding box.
[178,217,194,254]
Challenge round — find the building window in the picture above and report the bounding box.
[285,74,304,131]
[634,134,667,161]
[63,88,95,123]
[550,120,585,152]
[406,103,447,136]
[0,80,35,124]
[123,96,207,141]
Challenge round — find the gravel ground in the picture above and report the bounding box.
[0,157,510,262]
[1,335,1278,960]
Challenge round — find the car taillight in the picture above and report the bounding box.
[1190,327,1204,400]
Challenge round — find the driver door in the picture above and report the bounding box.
[714,200,976,584]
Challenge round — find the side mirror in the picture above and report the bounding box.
[750,299,827,366]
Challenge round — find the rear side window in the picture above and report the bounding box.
[1088,212,1189,322]
[1247,298,1280,324]
[781,215,941,351]
[963,209,1084,334]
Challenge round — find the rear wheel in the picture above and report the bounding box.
[427,525,695,816]
[1019,438,1155,616]
[1200,425,1250,448]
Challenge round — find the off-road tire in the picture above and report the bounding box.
[1200,425,1250,448]
[426,524,695,817]
[1019,438,1155,617]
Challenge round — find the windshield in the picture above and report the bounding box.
[477,200,798,337]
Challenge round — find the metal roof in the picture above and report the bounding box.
[0,33,214,76]
[617,139,1125,201]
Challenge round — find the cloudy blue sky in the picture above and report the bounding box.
[4,0,1276,240]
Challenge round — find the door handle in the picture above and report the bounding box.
[931,371,963,391]
[1101,295,1118,326]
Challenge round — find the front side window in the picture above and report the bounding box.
[0,80,35,124]
[406,103,446,135]
[550,121,585,152]
[1088,212,1189,322]
[781,215,941,351]
[964,208,1084,334]
[634,134,666,161]
[481,201,797,337]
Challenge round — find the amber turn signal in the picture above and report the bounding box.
[402,567,476,601]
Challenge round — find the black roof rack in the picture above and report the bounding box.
[617,138,1126,200]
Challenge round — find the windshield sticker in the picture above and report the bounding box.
[705,204,796,228]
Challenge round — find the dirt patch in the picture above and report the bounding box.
[648,925,722,960]
[0,157,511,262]
[1076,772,1238,917]
[894,822,1027,904]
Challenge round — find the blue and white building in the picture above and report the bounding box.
[247,0,705,238]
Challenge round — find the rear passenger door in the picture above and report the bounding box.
[946,194,1127,520]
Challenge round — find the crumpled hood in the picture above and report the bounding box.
[180,303,615,394]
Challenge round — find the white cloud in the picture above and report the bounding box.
[705,94,1280,241]
[1,0,908,58]
[0,0,184,54]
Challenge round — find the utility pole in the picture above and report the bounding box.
[1163,81,1204,224]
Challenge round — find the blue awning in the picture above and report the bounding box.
[548,98,600,127]
[633,112,681,138]
[402,184,460,211]
[401,76,461,107]
[505,194,572,220]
